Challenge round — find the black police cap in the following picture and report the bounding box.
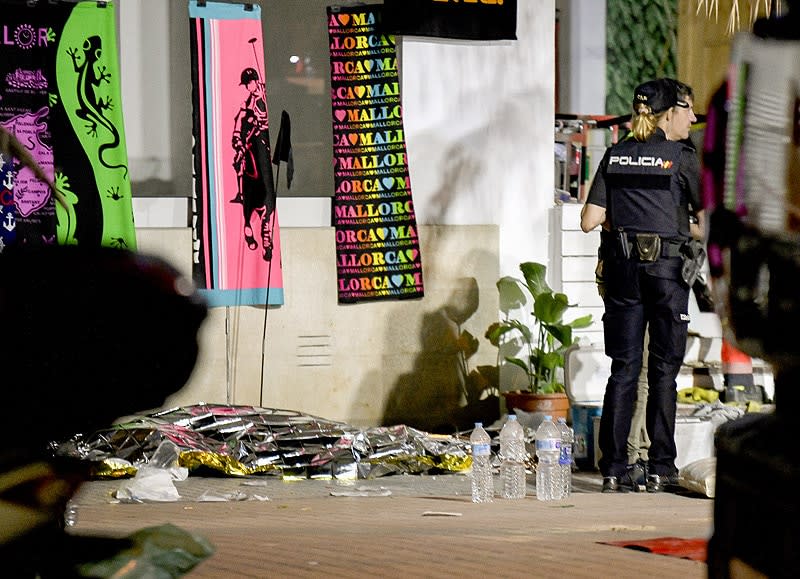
[632,79,678,114]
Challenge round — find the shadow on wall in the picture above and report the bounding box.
[415,96,536,225]
[380,276,500,434]
[426,138,483,224]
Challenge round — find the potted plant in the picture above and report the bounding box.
[485,261,593,419]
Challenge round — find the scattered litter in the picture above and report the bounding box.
[329,486,392,497]
[197,490,248,502]
[195,492,226,502]
[422,511,463,517]
[250,494,271,501]
[116,468,182,503]
[115,440,188,503]
[241,479,270,487]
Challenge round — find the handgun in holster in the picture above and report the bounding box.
[692,274,715,312]
[681,239,707,287]
[615,228,631,259]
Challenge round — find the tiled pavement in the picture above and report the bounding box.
[68,471,713,577]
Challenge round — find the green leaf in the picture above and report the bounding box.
[485,320,532,348]
[538,382,560,394]
[519,262,550,298]
[567,314,594,330]
[533,292,569,325]
[544,323,573,349]
[538,351,561,373]
[485,322,511,347]
[505,357,531,374]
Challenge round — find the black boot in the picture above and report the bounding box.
[602,462,646,493]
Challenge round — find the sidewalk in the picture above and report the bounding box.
[69,471,713,577]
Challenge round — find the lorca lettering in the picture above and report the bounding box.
[609,155,673,169]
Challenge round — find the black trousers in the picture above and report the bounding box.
[598,256,689,478]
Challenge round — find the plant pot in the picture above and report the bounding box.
[502,391,570,423]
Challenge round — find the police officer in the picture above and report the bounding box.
[580,78,703,493]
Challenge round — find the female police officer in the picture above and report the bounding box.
[580,78,703,493]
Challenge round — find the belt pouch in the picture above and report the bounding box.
[635,234,661,262]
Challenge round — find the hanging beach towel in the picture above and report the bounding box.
[189,0,284,307]
[328,4,424,303]
[0,0,135,249]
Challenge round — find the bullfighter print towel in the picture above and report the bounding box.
[189,0,284,307]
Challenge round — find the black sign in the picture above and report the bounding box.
[380,0,517,41]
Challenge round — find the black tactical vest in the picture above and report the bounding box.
[606,139,689,238]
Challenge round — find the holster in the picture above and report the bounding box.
[692,275,715,312]
[615,229,630,259]
[681,239,707,287]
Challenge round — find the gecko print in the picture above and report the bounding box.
[0,1,134,250]
[327,5,424,303]
[52,1,135,249]
[189,1,284,307]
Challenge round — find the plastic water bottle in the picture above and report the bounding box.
[470,422,494,503]
[499,414,527,499]
[535,415,561,501]
[557,417,574,499]
[64,499,79,527]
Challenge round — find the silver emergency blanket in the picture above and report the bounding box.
[53,404,472,480]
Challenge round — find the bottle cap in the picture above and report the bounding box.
[474,422,482,428]
[507,414,517,421]
[544,415,552,421]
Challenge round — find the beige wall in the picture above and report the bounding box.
[139,225,500,432]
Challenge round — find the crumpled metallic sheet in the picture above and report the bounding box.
[54,404,472,480]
